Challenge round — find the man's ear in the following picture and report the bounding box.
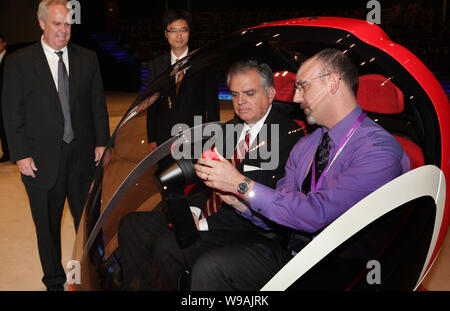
[268,85,277,102]
[38,19,46,31]
[329,72,341,95]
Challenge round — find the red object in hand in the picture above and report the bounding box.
[201,149,220,161]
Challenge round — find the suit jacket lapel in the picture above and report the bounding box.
[34,43,61,114]
[68,44,79,111]
[165,53,176,85]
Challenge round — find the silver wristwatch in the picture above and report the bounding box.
[237,177,251,196]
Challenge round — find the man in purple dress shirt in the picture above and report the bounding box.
[193,49,410,289]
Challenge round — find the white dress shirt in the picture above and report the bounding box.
[171,48,188,83]
[41,36,69,91]
[236,104,272,148]
[170,47,188,65]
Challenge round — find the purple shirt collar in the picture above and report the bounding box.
[325,105,363,148]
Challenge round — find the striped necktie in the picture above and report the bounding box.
[203,131,251,217]
[175,58,184,96]
[232,131,251,168]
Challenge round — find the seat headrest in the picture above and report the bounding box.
[357,74,404,114]
[273,71,296,102]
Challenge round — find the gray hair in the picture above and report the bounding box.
[226,60,274,93]
[37,0,68,21]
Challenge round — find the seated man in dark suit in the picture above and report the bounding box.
[117,60,304,290]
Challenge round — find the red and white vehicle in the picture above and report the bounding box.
[70,17,449,291]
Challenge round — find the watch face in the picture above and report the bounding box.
[238,181,249,194]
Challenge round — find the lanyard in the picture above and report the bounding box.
[311,112,366,192]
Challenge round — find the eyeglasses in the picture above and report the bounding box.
[294,73,331,92]
[166,28,190,34]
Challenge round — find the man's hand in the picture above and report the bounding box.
[217,193,248,213]
[194,150,244,195]
[95,147,106,166]
[148,142,157,153]
[16,157,38,178]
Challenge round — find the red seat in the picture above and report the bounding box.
[357,74,424,169]
[393,135,424,169]
[357,74,404,114]
[273,71,296,103]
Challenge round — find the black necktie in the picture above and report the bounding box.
[315,132,331,180]
[55,51,74,143]
[301,132,331,194]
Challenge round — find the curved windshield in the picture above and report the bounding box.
[71,22,441,290]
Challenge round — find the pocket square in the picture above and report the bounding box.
[243,164,262,172]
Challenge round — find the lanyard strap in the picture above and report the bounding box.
[311,112,366,191]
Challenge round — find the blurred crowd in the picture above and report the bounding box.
[116,2,449,76]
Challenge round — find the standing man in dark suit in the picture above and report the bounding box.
[0,34,9,162]
[146,10,219,152]
[118,60,304,290]
[1,0,110,290]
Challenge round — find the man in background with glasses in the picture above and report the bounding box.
[145,10,219,153]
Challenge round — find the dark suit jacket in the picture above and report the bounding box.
[1,42,110,189]
[188,104,304,232]
[145,52,220,145]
